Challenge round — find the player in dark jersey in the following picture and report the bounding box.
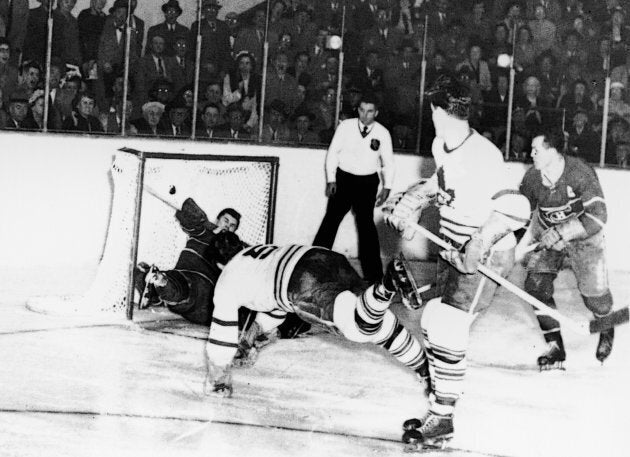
[135,199,242,325]
[519,129,615,369]
[202,231,429,400]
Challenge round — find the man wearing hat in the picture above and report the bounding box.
[289,107,319,144]
[98,0,141,101]
[189,0,231,75]
[148,1,189,57]
[3,88,29,130]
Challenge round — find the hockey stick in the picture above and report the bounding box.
[406,221,629,335]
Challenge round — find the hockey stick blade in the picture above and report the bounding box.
[589,307,629,334]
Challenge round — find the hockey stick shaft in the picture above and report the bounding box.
[144,184,180,211]
[407,222,592,335]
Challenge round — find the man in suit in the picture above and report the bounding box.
[170,35,194,94]
[159,97,191,138]
[2,88,28,129]
[361,7,405,60]
[189,0,231,75]
[384,39,419,116]
[216,103,250,140]
[264,52,300,115]
[260,99,291,143]
[137,33,177,106]
[307,27,330,75]
[233,9,277,73]
[147,0,189,57]
[22,0,64,67]
[97,0,141,101]
[289,107,319,144]
[196,102,223,139]
[284,5,316,55]
[349,48,385,95]
[311,52,340,95]
[77,0,107,65]
[0,0,29,65]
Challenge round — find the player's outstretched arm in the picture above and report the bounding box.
[175,198,218,238]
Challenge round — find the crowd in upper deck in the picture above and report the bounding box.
[1,0,629,166]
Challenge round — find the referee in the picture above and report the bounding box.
[313,93,394,282]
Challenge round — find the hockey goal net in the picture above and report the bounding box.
[26,149,278,319]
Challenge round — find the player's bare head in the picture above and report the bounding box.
[531,129,563,170]
[216,208,241,232]
[426,74,471,121]
[206,231,244,265]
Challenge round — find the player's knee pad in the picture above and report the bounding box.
[333,290,373,343]
[524,273,555,304]
[421,299,473,363]
[582,291,613,317]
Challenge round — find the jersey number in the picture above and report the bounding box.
[242,245,279,260]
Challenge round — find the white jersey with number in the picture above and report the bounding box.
[207,244,314,366]
[429,130,529,250]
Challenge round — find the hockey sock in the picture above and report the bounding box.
[354,285,391,335]
[374,310,426,371]
[421,299,473,416]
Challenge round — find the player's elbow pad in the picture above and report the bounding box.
[491,190,531,232]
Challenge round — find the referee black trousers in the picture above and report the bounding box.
[313,168,383,282]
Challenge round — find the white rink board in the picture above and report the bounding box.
[0,131,629,272]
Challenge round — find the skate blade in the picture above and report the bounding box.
[403,435,453,453]
[539,361,565,372]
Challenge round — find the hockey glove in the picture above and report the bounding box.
[440,234,487,274]
[175,198,209,232]
[204,361,233,398]
[539,227,564,251]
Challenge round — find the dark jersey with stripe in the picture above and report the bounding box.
[519,155,607,236]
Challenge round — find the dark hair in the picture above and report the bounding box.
[359,92,379,110]
[426,73,471,120]
[73,91,96,108]
[203,102,221,114]
[20,60,42,75]
[534,128,565,151]
[217,207,241,224]
[205,231,244,265]
[0,37,10,48]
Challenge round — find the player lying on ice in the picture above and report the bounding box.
[199,230,432,399]
[134,198,246,326]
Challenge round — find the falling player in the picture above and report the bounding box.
[202,231,429,399]
[383,74,530,450]
[519,129,615,369]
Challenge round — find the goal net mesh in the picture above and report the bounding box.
[26,150,277,318]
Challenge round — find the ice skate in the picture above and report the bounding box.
[537,339,566,371]
[384,253,421,310]
[596,328,614,363]
[402,412,454,452]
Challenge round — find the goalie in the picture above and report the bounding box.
[135,198,242,326]
[203,231,431,401]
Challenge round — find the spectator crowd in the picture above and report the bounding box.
[1,0,630,167]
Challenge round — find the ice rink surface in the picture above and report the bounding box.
[0,261,628,457]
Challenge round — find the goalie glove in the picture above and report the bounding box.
[203,361,233,398]
[175,198,209,232]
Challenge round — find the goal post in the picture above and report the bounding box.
[26,148,279,320]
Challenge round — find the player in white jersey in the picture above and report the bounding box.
[202,231,430,399]
[383,74,531,450]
